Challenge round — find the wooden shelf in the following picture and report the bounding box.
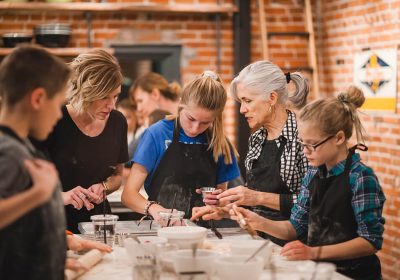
[0,47,114,57]
[268,31,310,38]
[0,3,238,14]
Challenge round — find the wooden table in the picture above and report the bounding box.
[76,227,351,280]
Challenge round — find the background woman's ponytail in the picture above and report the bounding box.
[288,72,310,110]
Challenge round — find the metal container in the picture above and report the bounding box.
[34,23,71,48]
[2,33,33,48]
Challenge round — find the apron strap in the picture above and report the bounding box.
[172,118,180,142]
[344,144,368,174]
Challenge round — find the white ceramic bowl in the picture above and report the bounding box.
[296,261,336,280]
[230,240,272,261]
[171,249,220,275]
[157,226,207,249]
[124,236,167,261]
[215,255,264,280]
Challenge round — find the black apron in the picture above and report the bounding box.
[246,138,292,246]
[148,119,217,218]
[307,145,381,280]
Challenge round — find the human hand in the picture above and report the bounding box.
[24,159,58,205]
[191,205,229,221]
[88,183,106,204]
[67,234,112,253]
[229,205,264,232]
[148,203,168,224]
[65,258,88,272]
[217,185,259,207]
[195,188,223,205]
[280,240,316,260]
[62,186,99,210]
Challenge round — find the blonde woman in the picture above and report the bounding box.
[45,49,129,233]
[122,71,240,222]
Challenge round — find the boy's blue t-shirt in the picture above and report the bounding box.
[133,119,240,193]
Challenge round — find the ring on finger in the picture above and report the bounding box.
[79,193,86,200]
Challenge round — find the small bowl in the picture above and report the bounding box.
[158,210,185,227]
[2,33,32,48]
[157,226,207,249]
[124,236,167,261]
[215,255,264,280]
[230,240,272,261]
[200,187,216,198]
[171,249,220,275]
[296,261,336,280]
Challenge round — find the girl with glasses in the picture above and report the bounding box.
[230,86,386,280]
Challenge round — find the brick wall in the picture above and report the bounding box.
[316,1,400,279]
[2,0,399,278]
[0,0,238,143]
[253,1,399,279]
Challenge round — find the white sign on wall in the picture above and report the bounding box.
[353,49,397,112]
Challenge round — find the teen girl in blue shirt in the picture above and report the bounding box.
[122,71,240,223]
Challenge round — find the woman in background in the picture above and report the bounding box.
[131,72,181,126]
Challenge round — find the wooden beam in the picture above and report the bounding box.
[0,47,114,57]
[305,0,320,97]
[0,3,238,14]
[257,0,269,60]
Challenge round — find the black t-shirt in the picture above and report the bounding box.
[46,106,129,232]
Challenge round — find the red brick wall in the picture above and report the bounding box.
[252,1,399,279]
[0,0,238,143]
[316,2,400,279]
[2,1,399,278]
[252,0,400,280]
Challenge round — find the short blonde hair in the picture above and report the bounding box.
[68,49,123,113]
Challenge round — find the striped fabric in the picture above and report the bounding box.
[245,111,309,203]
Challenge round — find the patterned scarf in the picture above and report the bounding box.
[245,126,266,171]
[244,111,308,201]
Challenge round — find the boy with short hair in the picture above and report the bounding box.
[0,45,71,280]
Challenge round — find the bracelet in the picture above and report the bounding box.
[144,201,158,216]
[101,181,110,194]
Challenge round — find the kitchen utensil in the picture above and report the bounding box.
[244,240,270,263]
[231,206,257,239]
[166,192,177,227]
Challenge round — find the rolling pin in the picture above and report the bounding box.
[65,249,104,280]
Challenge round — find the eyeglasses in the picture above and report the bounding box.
[297,135,334,152]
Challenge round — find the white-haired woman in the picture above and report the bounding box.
[45,49,129,233]
[192,61,309,245]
